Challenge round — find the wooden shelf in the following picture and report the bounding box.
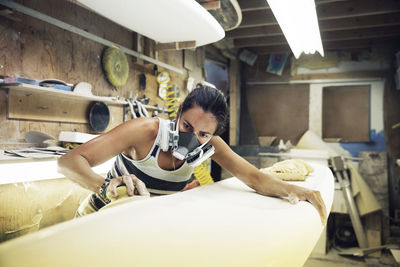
[2,83,166,124]
[1,83,127,105]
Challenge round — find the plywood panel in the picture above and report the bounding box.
[0,0,191,144]
[246,84,309,144]
[322,85,370,142]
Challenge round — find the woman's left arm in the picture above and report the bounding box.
[210,136,327,226]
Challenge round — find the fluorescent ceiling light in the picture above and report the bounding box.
[267,0,324,59]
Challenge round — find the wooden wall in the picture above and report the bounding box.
[0,0,204,148]
[246,83,309,144]
[243,55,310,145]
[244,51,400,220]
[242,52,395,145]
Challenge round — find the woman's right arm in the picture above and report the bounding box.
[57,117,158,193]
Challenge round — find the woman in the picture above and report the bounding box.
[58,85,327,224]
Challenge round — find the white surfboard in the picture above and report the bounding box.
[77,0,225,47]
[0,163,334,267]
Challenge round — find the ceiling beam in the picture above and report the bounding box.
[227,12,400,39]
[322,25,400,42]
[238,0,400,28]
[237,0,348,12]
[237,0,268,12]
[250,37,400,54]
[234,25,400,48]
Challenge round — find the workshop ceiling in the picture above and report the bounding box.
[228,0,400,56]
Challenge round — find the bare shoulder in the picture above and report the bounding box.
[209,136,232,155]
[118,117,159,144]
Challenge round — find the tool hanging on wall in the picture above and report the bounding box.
[156,71,170,100]
[127,98,149,119]
[166,84,180,120]
[102,47,129,88]
[139,74,146,91]
[123,96,167,121]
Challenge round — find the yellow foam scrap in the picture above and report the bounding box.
[260,168,306,181]
[260,159,314,181]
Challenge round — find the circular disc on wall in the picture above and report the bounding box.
[89,102,110,132]
[102,47,129,87]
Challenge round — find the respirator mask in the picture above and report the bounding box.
[159,114,215,167]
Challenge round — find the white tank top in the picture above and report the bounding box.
[108,118,195,195]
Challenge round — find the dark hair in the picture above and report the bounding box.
[181,84,228,135]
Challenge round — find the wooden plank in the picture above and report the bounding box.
[227,12,400,39]
[132,32,144,65]
[318,12,400,32]
[104,104,124,132]
[8,90,89,123]
[238,0,346,12]
[239,10,277,28]
[316,0,400,20]
[156,41,197,51]
[237,0,268,11]
[365,212,382,258]
[184,49,196,71]
[0,89,20,141]
[143,36,156,65]
[0,89,7,123]
[229,59,239,146]
[234,35,286,48]
[234,25,400,48]
[2,84,127,105]
[290,71,388,81]
[245,54,388,83]
[8,89,122,131]
[321,25,400,42]
[238,0,400,28]
[251,37,400,54]
[227,25,282,39]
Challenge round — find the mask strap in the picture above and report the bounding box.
[171,110,182,151]
[174,109,182,133]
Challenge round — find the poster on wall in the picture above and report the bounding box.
[266,53,289,76]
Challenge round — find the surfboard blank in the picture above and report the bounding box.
[77,0,225,47]
[0,163,334,267]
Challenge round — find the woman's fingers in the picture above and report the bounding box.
[121,174,150,197]
[307,190,327,226]
[105,175,149,199]
[289,187,327,226]
[122,175,135,196]
[107,177,123,198]
[128,175,150,197]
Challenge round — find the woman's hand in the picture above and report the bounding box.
[287,185,327,226]
[107,174,150,198]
